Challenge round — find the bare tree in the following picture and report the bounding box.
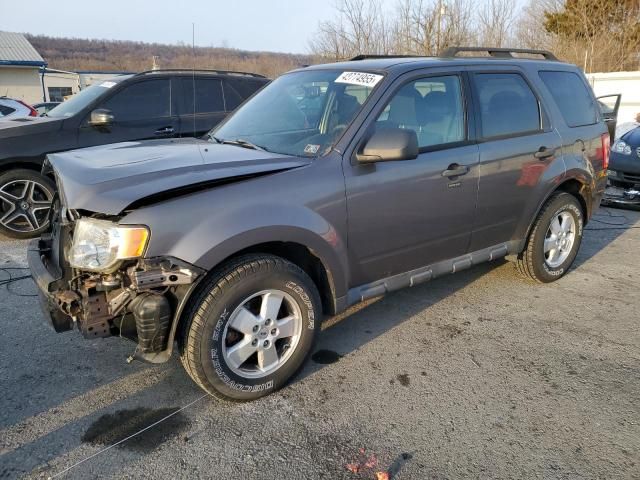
[477,0,517,47]
[309,0,392,60]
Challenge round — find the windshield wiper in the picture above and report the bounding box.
[219,138,268,152]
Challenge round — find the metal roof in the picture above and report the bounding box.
[0,31,46,67]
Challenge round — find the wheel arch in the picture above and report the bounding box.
[207,240,339,317]
[520,177,590,253]
[0,160,44,176]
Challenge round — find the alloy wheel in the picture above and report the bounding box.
[544,211,576,268]
[0,179,53,233]
[221,289,303,379]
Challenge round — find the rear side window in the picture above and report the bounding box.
[0,105,16,117]
[181,78,224,114]
[539,71,597,127]
[473,73,541,139]
[101,79,170,121]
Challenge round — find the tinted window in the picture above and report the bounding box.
[376,75,465,148]
[473,73,540,138]
[229,79,266,99]
[222,80,244,111]
[0,105,16,116]
[181,78,224,114]
[539,71,597,127]
[101,79,170,121]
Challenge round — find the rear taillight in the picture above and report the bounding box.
[601,133,610,170]
[17,99,38,117]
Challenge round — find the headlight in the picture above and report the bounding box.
[607,169,617,177]
[612,140,632,155]
[69,218,149,272]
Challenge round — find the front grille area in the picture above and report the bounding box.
[622,172,640,184]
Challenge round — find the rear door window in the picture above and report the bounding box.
[181,78,224,114]
[472,73,541,139]
[539,71,598,127]
[101,79,171,121]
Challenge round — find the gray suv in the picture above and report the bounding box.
[29,47,610,400]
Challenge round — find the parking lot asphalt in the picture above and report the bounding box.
[0,207,639,480]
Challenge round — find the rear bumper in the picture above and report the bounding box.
[27,239,74,332]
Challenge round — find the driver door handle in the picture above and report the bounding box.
[154,126,175,136]
[442,164,470,178]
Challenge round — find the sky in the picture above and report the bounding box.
[1,0,527,54]
[0,0,389,54]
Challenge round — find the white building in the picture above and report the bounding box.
[587,71,640,125]
[0,31,94,104]
[0,31,48,104]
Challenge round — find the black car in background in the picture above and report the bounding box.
[604,126,640,207]
[0,69,269,238]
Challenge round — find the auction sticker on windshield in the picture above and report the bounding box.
[335,72,383,88]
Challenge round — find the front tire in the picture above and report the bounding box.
[179,254,321,401]
[0,169,55,239]
[516,192,584,283]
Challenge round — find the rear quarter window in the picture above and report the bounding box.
[0,105,16,116]
[539,71,598,128]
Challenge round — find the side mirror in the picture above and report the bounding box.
[89,108,114,127]
[356,128,419,164]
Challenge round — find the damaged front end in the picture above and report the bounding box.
[28,205,204,363]
[602,170,640,208]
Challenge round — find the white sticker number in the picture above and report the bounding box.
[335,71,383,88]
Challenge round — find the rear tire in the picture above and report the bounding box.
[179,254,321,401]
[0,169,55,239]
[516,192,584,283]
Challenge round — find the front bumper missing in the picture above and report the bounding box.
[27,239,75,332]
[602,184,640,207]
[27,238,204,363]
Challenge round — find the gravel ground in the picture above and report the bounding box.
[0,207,638,480]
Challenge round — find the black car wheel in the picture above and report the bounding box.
[516,192,584,283]
[0,169,55,239]
[179,254,321,401]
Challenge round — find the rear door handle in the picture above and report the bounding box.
[534,146,556,159]
[154,126,175,136]
[442,164,470,178]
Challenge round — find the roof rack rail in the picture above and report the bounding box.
[350,54,425,61]
[134,68,267,78]
[440,47,558,61]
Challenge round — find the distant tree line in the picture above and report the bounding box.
[25,1,640,78]
[26,35,313,78]
[309,0,640,73]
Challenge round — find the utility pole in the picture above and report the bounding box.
[436,0,446,54]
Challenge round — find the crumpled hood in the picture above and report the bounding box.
[47,137,311,214]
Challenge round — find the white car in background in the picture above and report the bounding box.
[0,97,38,120]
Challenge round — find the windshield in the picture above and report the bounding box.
[46,80,124,118]
[211,69,383,157]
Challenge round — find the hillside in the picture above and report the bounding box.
[25,35,315,78]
